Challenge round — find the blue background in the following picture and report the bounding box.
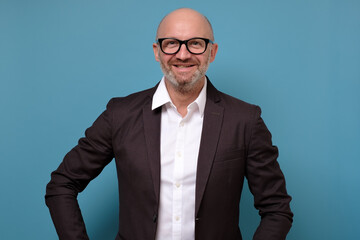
[1,0,359,239]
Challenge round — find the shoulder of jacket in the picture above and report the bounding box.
[106,86,156,110]
[216,90,258,112]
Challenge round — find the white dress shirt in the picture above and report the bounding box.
[152,77,207,240]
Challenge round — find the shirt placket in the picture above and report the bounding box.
[172,116,185,240]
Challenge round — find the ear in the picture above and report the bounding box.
[209,43,218,63]
[153,43,160,62]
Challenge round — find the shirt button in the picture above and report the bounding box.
[175,216,180,221]
[177,152,182,158]
[175,182,181,188]
[179,122,184,127]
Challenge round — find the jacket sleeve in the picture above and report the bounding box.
[245,106,293,240]
[45,99,115,240]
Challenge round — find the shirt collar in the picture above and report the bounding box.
[152,76,207,117]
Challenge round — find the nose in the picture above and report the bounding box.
[175,43,192,60]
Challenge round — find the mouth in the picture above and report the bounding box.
[172,64,196,72]
[174,64,195,68]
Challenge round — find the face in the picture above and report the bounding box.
[157,44,212,93]
[153,10,218,93]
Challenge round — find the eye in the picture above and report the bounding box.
[163,39,179,49]
[189,39,205,48]
[191,41,200,46]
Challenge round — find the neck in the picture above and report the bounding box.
[165,77,205,117]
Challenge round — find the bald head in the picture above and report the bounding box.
[156,8,214,41]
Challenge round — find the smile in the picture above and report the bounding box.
[174,64,195,68]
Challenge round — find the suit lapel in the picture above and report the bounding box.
[143,97,161,205]
[195,81,224,215]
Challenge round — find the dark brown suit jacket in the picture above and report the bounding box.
[45,79,293,240]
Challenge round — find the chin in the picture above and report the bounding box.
[167,72,204,93]
[160,60,207,93]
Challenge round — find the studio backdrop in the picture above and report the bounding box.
[0,0,359,239]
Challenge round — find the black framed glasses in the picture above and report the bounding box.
[157,37,214,55]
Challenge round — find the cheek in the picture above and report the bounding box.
[162,57,181,69]
[159,54,172,64]
[197,56,209,65]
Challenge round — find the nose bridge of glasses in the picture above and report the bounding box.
[172,39,188,54]
[176,41,192,57]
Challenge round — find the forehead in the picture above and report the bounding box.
[157,11,212,40]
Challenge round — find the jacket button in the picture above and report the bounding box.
[195,217,200,221]
[153,213,157,223]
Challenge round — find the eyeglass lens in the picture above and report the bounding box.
[161,38,207,54]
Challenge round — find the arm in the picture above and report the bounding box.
[246,106,293,240]
[45,99,115,240]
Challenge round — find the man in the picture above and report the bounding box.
[46,8,293,240]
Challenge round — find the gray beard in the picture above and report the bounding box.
[159,50,211,94]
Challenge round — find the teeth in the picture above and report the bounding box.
[177,65,192,68]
